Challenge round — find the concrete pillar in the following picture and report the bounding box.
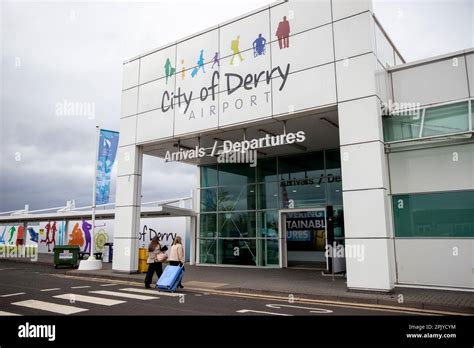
[333,2,395,291]
[112,144,142,273]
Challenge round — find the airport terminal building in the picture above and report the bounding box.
[115,0,474,291]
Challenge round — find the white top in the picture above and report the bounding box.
[169,244,184,263]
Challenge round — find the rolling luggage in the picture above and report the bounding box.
[156,264,184,292]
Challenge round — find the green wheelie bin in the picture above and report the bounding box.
[53,245,80,269]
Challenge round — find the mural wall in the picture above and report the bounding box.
[1,217,189,259]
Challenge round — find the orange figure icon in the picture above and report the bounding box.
[181,59,185,80]
[68,223,84,247]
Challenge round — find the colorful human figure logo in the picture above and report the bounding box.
[230,36,244,65]
[164,58,175,84]
[16,225,24,246]
[81,219,92,254]
[191,49,206,78]
[211,52,219,69]
[180,59,185,80]
[0,226,7,244]
[276,16,290,49]
[253,33,266,56]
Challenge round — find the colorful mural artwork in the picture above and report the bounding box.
[229,35,244,65]
[94,228,109,253]
[81,219,92,254]
[68,222,85,249]
[40,222,57,252]
[0,226,6,244]
[27,227,39,243]
[7,226,16,244]
[275,16,291,49]
[15,225,24,246]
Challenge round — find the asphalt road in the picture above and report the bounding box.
[0,263,426,316]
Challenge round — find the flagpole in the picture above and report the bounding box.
[88,125,100,261]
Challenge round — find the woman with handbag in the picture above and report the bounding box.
[144,236,167,288]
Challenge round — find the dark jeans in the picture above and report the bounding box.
[169,261,184,287]
[144,262,163,287]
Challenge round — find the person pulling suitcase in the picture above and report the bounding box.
[168,236,185,289]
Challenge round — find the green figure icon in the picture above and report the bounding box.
[164,58,175,84]
[230,35,244,65]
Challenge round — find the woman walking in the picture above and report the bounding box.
[144,236,165,288]
[169,236,185,289]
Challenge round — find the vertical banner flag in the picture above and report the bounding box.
[96,129,119,205]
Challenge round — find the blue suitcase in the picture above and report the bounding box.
[156,264,184,292]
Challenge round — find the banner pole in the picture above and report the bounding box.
[88,125,100,261]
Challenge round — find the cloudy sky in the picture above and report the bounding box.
[0,0,472,212]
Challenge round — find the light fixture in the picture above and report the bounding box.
[292,190,297,193]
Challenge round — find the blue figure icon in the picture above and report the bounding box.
[28,227,39,243]
[191,49,206,78]
[253,33,267,57]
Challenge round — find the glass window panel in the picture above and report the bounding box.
[257,239,279,266]
[218,185,256,211]
[257,183,279,210]
[278,152,325,181]
[200,188,217,212]
[422,102,469,137]
[257,157,277,183]
[257,210,279,238]
[382,112,422,142]
[199,239,217,264]
[393,191,474,237]
[218,163,255,186]
[200,165,218,187]
[280,183,326,208]
[217,239,257,266]
[200,213,217,238]
[219,212,256,238]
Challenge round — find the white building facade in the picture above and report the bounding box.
[114,0,474,292]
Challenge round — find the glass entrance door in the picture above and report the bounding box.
[279,208,328,269]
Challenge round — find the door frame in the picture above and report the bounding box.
[278,207,327,268]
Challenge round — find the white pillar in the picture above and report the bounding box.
[333,2,395,291]
[112,145,142,273]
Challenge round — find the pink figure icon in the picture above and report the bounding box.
[276,16,290,49]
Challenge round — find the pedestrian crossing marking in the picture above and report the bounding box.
[89,290,158,300]
[0,310,21,316]
[54,294,126,306]
[99,284,117,287]
[12,300,88,315]
[71,286,90,289]
[119,288,183,297]
[1,292,25,298]
[40,288,61,292]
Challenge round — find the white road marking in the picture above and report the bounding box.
[12,300,88,315]
[236,309,292,316]
[89,290,158,300]
[54,294,126,306]
[71,286,90,289]
[119,288,182,297]
[99,284,117,287]
[1,292,25,298]
[0,311,21,316]
[40,288,61,292]
[266,304,333,314]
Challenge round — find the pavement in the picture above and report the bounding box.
[1,254,473,314]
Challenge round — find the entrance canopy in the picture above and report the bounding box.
[142,107,340,165]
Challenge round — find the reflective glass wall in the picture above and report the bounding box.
[198,150,343,267]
